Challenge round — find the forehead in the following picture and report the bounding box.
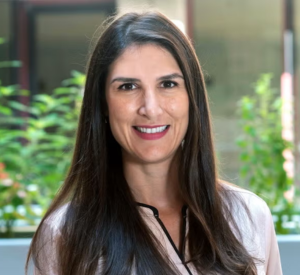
[107,44,182,78]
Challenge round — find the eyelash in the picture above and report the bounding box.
[118,83,137,91]
[160,80,178,88]
[117,81,178,91]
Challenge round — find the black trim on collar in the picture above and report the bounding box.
[136,202,193,275]
[136,202,159,217]
[136,202,188,218]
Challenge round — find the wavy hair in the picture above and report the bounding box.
[26,11,257,275]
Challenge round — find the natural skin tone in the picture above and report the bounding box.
[105,44,189,249]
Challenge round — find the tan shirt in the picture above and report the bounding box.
[34,184,282,275]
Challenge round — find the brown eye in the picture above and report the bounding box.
[118,83,137,90]
[161,81,177,88]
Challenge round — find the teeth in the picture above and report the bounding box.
[136,125,168,133]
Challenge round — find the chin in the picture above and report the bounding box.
[134,148,179,164]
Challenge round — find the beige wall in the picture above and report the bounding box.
[36,12,107,94]
[0,1,10,39]
[0,1,12,86]
[193,0,282,181]
[116,0,187,33]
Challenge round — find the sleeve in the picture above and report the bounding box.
[264,206,282,275]
[32,219,61,275]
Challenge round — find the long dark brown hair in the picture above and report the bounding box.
[26,11,258,275]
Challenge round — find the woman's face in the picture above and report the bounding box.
[105,44,189,164]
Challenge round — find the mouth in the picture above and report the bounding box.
[133,125,170,134]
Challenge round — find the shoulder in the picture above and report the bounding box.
[220,180,270,221]
[42,203,69,235]
[219,181,282,274]
[32,204,70,274]
[220,181,276,266]
[220,181,272,241]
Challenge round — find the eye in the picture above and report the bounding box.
[160,81,178,89]
[118,83,137,91]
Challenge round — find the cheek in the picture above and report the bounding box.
[167,94,189,120]
[107,100,128,145]
[107,96,126,120]
[106,96,136,132]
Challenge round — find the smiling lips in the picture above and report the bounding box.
[133,125,170,140]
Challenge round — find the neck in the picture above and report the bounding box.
[123,150,183,212]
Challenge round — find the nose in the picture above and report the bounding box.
[138,88,163,119]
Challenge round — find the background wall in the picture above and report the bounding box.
[36,11,108,94]
[0,1,12,86]
[193,0,282,181]
[117,0,186,29]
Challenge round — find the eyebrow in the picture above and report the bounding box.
[110,73,184,84]
[158,73,184,81]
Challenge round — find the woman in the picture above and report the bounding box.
[26,11,282,275]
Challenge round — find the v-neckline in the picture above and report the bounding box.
[137,203,193,275]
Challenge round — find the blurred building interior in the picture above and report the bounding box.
[0,0,299,185]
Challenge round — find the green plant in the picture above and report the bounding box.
[236,73,300,234]
[0,37,86,237]
[0,163,40,237]
[0,60,85,236]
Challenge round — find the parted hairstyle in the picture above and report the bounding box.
[26,11,258,275]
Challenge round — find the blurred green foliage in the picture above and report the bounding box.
[0,38,85,237]
[0,163,40,238]
[0,71,84,237]
[0,38,22,69]
[236,74,300,234]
